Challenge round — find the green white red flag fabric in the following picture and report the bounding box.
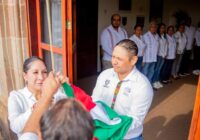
[62,83,133,140]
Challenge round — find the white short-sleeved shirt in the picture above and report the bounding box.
[174,31,187,54]
[158,35,168,58]
[166,34,176,59]
[143,31,159,62]
[8,87,67,137]
[195,28,200,46]
[129,34,146,57]
[92,67,153,139]
[101,25,128,61]
[185,26,196,50]
[19,132,38,140]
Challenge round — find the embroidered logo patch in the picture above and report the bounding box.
[103,80,110,88]
[123,87,131,96]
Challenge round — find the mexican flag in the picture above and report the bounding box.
[62,83,133,140]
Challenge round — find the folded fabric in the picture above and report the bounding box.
[62,83,133,140]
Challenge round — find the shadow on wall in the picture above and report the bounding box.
[144,111,193,140]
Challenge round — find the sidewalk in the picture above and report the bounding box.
[144,75,199,140]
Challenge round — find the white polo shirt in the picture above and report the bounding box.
[158,35,168,58]
[143,31,159,63]
[174,31,187,54]
[92,67,153,139]
[166,34,176,59]
[8,87,67,137]
[19,132,38,140]
[185,26,196,50]
[129,34,146,57]
[101,25,128,61]
[195,28,200,46]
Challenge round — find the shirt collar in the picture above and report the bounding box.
[23,87,37,100]
[109,25,121,32]
[112,67,138,82]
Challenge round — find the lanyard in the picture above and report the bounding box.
[111,81,123,109]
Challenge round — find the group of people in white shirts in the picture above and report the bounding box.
[101,14,200,90]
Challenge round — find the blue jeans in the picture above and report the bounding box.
[128,135,143,140]
[152,56,164,83]
[136,56,143,72]
[160,59,174,81]
[142,62,156,83]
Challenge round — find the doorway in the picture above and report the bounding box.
[149,0,163,22]
[76,0,98,79]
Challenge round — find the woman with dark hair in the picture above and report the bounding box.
[19,73,94,140]
[160,25,177,83]
[129,24,146,72]
[152,23,168,89]
[8,56,67,138]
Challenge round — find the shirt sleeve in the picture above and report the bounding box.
[126,82,153,135]
[92,74,104,102]
[100,29,113,57]
[8,92,32,134]
[19,132,38,140]
[92,70,109,102]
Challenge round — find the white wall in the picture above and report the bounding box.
[97,0,150,71]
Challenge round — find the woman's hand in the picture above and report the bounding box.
[55,72,69,84]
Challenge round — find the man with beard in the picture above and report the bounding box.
[100,14,128,70]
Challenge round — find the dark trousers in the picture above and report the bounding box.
[179,50,192,74]
[161,59,174,81]
[193,46,200,70]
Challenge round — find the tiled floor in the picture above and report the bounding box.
[77,74,199,140]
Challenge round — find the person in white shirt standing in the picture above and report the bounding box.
[100,14,128,70]
[92,39,153,140]
[171,24,187,79]
[142,21,159,83]
[179,18,195,76]
[129,24,146,72]
[160,25,176,83]
[193,22,200,75]
[152,23,168,89]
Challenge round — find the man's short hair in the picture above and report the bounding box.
[111,13,121,21]
[116,39,138,59]
[40,98,94,140]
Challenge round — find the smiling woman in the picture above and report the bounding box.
[7,56,67,138]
